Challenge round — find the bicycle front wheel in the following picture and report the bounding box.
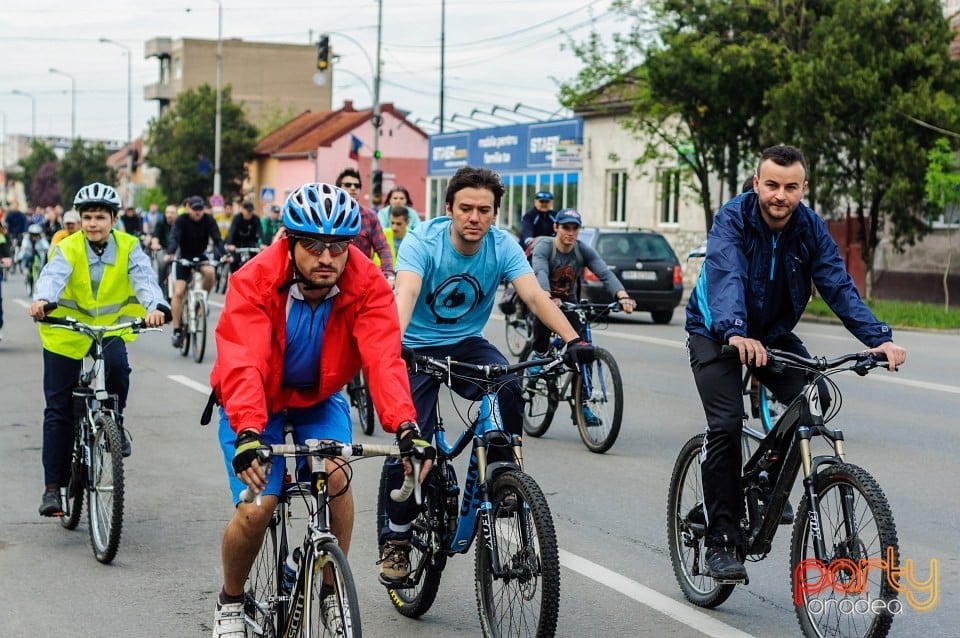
[520,351,558,437]
[572,347,623,453]
[476,470,559,638]
[791,463,900,638]
[60,427,85,530]
[308,541,361,638]
[505,303,532,357]
[191,297,207,363]
[88,414,125,564]
[245,517,281,638]
[179,302,191,357]
[667,433,736,608]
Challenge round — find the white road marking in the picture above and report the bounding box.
[169,374,210,395]
[560,549,755,637]
[208,299,224,308]
[13,299,30,308]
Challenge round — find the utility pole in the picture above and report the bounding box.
[213,0,223,202]
[49,68,76,139]
[371,0,384,206]
[440,0,446,133]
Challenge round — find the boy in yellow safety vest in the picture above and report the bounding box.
[28,182,169,518]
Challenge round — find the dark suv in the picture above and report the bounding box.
[577,227,683,324]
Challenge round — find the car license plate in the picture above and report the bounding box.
[622,270,656,281]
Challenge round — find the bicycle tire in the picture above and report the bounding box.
[790,463,900,638]
[87,414,125,564]
[520,349,558,437]
[667,433,736,608]
[505,302,532,357]
[572,347,623,453]
[476,470,559,638]
[376,464,445,618]
[192,297,207,363]
[179,302,191,357]
[307,541,362,638]
[355,372,375,436]
[246,517,281,638]
[60,428,85,530]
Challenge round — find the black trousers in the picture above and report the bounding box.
[531,308,584,354]
[687,332,826,548]
[41,340,130,486]
[379,336,523,542]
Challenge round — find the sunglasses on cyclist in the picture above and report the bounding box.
[293,235,353,256]
[340,181,361,189]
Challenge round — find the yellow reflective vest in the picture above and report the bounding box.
[38,231,146,359]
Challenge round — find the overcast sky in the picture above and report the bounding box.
[0,0,618,143]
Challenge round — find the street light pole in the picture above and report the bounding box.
[0,110,7,207]
[11,90,36,141]
[213,0,223,200]
[371,0,383,198]
[49,68,76,139]
[99,38,132,146]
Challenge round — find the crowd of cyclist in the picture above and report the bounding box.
[1,143,909,638]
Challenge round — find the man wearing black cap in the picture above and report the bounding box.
[519,190,556,247]
[225,201,264,274]
[165,195,227,347]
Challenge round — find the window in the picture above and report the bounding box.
[659,168,680,225]
[607,170,627,224]
[173,57,182,80]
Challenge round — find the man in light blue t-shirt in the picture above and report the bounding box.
[376,165,595,585]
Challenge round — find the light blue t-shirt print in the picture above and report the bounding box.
[397,216,531,347]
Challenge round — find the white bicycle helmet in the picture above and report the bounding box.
[28,223,43,235]
[74,182,122,213]
[282,183,360,238]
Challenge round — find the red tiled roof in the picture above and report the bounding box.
[254,102,427,156]
[106,139,143,167]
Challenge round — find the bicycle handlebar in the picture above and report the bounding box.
[720,344,891,374]
[238,440,418,505]
[411,352,566,382]
[559,300,623,313]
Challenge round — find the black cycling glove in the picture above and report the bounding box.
[397,421,436,463]
[563,338,596,369]
[232,430,264,474]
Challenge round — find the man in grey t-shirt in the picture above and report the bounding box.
[528,208,636,358]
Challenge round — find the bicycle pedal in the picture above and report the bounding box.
[713,576,749,585]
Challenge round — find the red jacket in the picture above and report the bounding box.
[210,238,416,435]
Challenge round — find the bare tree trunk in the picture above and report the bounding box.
[944,226,952,312]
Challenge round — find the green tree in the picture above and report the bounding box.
[56,139,116,209]
[561,0,960,295]
[19,140,57,206]
[924,137,960,310]
[134,186,168,210]
[763,0,960,296]
[145,84,258,202]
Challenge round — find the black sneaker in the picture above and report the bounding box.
[120,428,132,458]
[39,488,63,517]
[171,329,184,349]
[704,545,747,581]
[780,500,794,525]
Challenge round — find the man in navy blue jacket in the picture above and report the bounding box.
[685,144,907,581]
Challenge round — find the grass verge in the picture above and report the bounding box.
[805,297,960,330]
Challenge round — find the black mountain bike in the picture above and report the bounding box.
[667,347,901,638]
[519,301,624,453]
[39,311,161,563]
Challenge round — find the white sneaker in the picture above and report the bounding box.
[212,600,247,638]
[321,596,345,636]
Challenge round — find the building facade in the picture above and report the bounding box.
[144,37,332,130]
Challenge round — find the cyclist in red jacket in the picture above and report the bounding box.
[207,183,432,637]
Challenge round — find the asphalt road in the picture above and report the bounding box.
[0,271,956,637]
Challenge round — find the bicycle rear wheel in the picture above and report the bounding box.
[476,470,559,638]
[520,351,558,437]
[353,372,375,436]
[505,302,532,357]
[667,433,736,608]
[60,427,85,530]
[376,464,446,618]
[191,297,207,363]
[88,414,125,564]
[245,515,281,637]
[307,541,361,637]
[572,347,623,453]
[179,303,191,357]
[791,463,900,638]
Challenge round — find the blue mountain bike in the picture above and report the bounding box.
[376,353,564,637]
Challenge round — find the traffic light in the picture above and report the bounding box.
[373,149,381,160]
[371,169,383,206]
[317,35,330,71]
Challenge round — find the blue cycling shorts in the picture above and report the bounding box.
[218,392,351,505]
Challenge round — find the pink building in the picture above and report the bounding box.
[247,100,429,212]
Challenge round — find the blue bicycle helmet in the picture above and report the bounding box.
[282,183,360,238]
